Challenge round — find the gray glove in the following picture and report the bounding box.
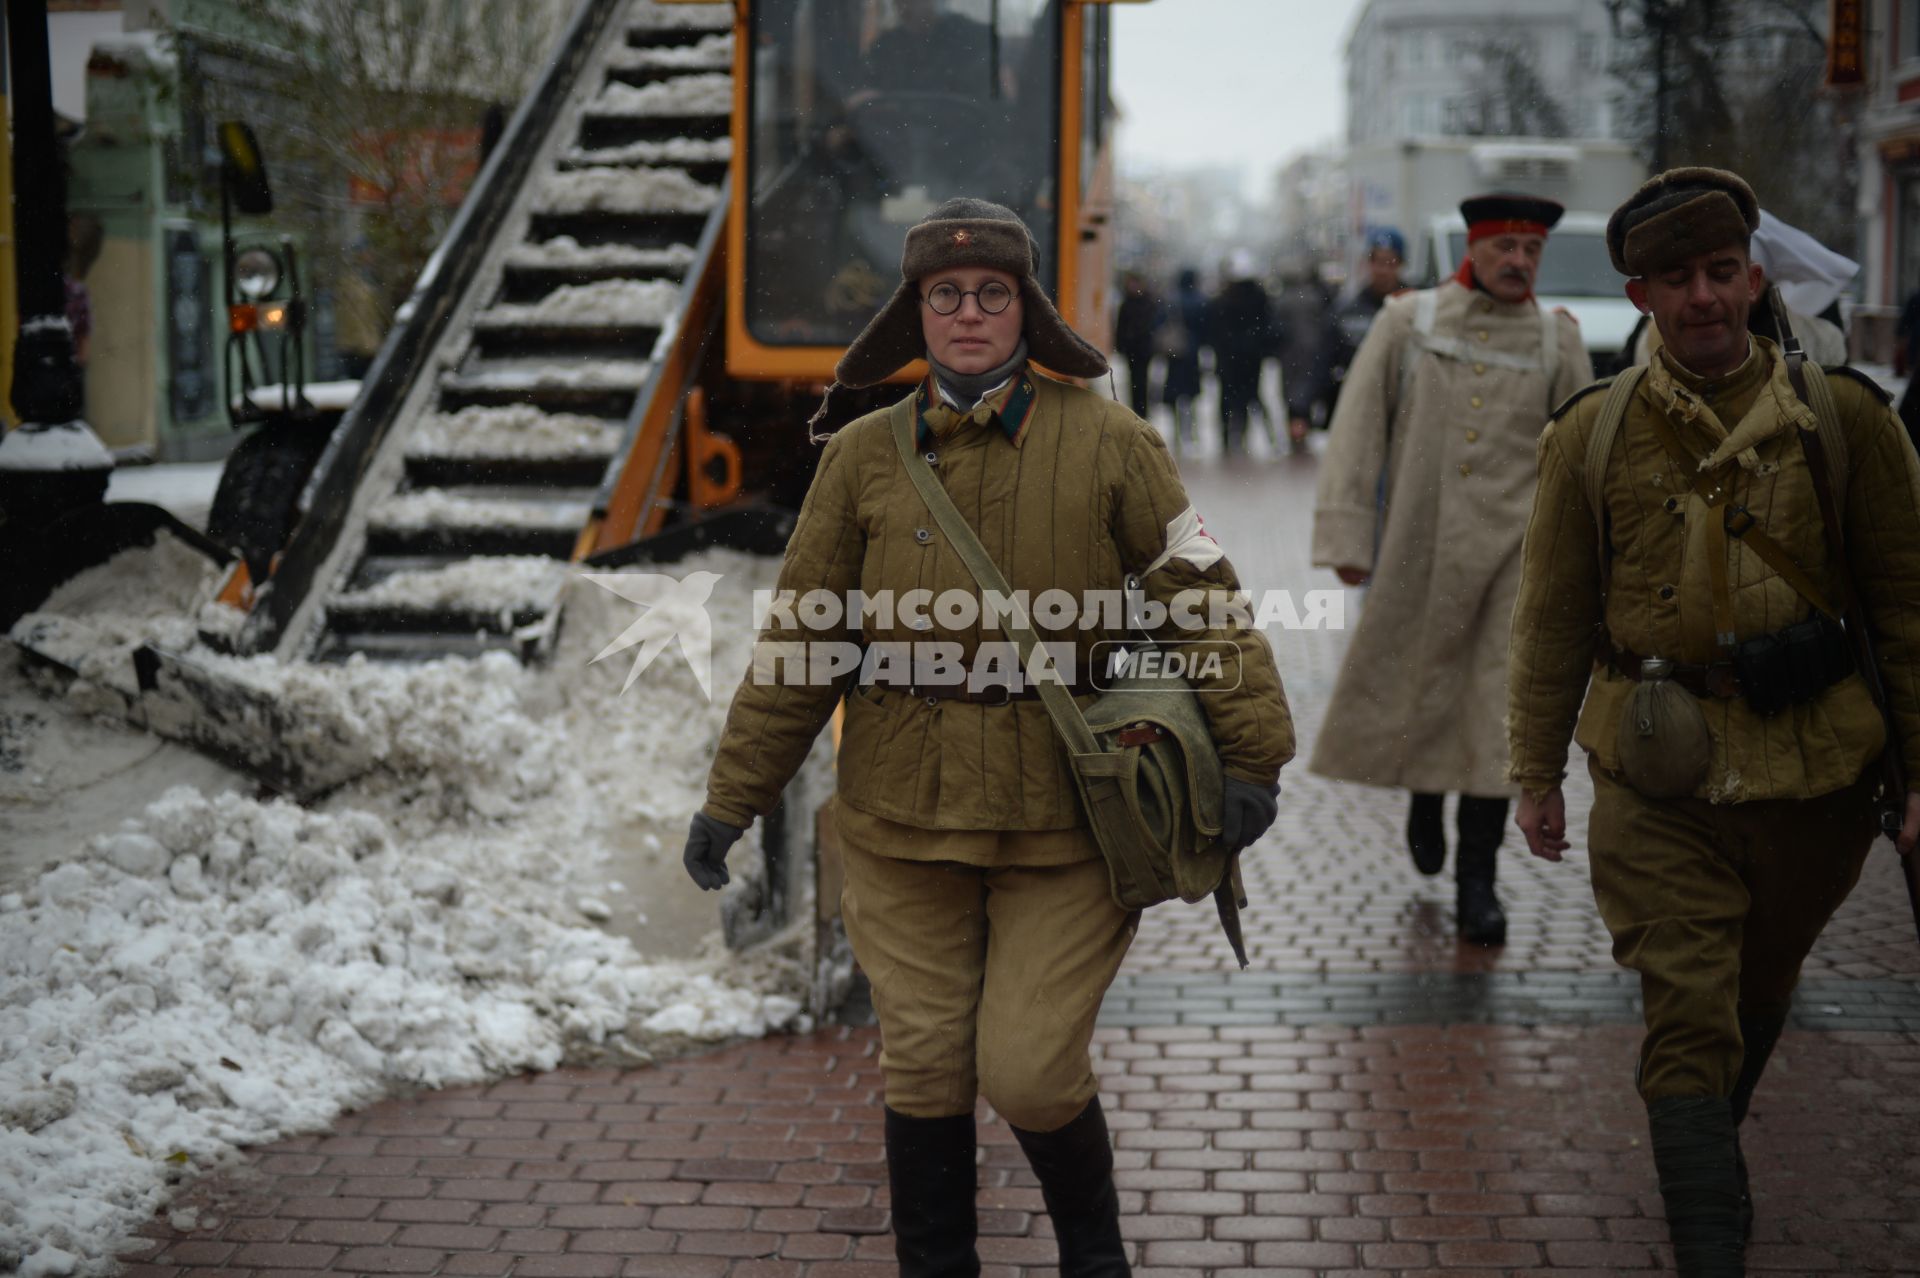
[1218,776,1280,853]
[683,812,747,891]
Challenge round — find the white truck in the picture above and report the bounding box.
[1348,138,1649,367]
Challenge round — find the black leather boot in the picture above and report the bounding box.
[1407,791,1446,875]
[1729,1012,1787,1241]
[1010,1097,1130,1277]
[1647,1096,1747,1277]
[1454,795,1509,946]
[885,1107,981,1278]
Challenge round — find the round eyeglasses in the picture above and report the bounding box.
[921,281,1019,316]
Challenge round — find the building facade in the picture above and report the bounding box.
[1854,0,1920,309]
[1345,0,1620,147]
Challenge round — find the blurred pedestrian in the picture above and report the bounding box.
[1208,250,1277,455]
[1312,194,1591,946]
[1160,267,1207,450]
[1113,270,1163,418]
[1273,270,1333,453]
[1318,226,1407,416]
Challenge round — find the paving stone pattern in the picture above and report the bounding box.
[129,450,1920,1273]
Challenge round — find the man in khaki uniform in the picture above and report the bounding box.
[681,200,1295,1277]
[1313,193,1592,945]
[1508,168,1920,1275]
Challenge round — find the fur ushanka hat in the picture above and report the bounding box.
[834,197,1110,388]
[1606,167,1761,277]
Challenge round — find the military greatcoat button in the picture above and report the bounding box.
[1659,584,1676,600]
[1470,395,1484,409]
[1465,429,1479,443]
[1476,329,1490,342]
[923,450,938,464]
[1664,496,1680,513]
[1473,362,1486,374]
[915,528,932,543]
[1458,463,1472,477]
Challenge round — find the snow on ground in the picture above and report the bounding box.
[329,556,569,613]
[564,137,730,170]
[590,73,732,118]
[405,405,622,460]
[369,490,591,533]
[1,541,801,1274]
[479,278,681,327]
[442,359,652,392]
[536,166,720,216]
[504,236,699,271]
[608,31,732,70]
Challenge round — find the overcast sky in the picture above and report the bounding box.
[1110,0,1368,192]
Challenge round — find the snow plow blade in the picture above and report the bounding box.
[0,501,231,634]
[126,644,372,800]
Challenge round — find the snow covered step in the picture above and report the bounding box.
[326,555,570,635]
[365,489,595,558]
[403,405,620,487]
[624,2,732,36]
[535,167,721,217]
[471,279,681,354]
[439,360,652,416]
[313,627,534,665]
[406,405,625,460]
[499,239,698,302]
[608,32,733,78]
[558,138,728,186]
[591,73,731,118]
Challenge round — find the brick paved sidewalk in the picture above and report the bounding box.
[124,451,1920,1275]
[125,1023,1920,1276]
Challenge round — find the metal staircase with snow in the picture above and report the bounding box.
[256,0,734,663]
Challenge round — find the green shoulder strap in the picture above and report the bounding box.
[887,399,1099,758]
[1578,366,1646,597]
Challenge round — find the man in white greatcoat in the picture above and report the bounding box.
[1310,193,1593,946]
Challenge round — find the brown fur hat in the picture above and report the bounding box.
[835,198,1109,388]
[1606,167,1760,276]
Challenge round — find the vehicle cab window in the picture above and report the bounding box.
[747,0,1060,346]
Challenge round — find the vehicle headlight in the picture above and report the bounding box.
[234,247,282,301]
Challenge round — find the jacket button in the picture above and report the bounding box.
[1473,362,1486,374]
[1476,329,1490,342]
[1458,463,1472,477]
[1465,429,1479,443]
[925,696,939,708]
[1659,584,1676,600]
[1663,496,1679,513]
[915,528,932,543]
[1469,395,1484,409]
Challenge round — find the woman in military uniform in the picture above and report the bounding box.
[680,199,1296,1277]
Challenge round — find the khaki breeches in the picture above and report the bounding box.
[1586,758,1878,1101]
[838,808,1137,1133]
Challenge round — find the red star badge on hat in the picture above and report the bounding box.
[952,229,973,246]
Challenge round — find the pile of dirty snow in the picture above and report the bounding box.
[480,278,681,327]
[405,405,623,460]
[591,73,732,117]
[1,545,810,1274]
[537,166,720,215]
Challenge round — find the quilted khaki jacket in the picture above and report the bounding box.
[1508,339,1920,803]
[702,371,1295,833]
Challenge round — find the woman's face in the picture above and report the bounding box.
[918,266,1024,375]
